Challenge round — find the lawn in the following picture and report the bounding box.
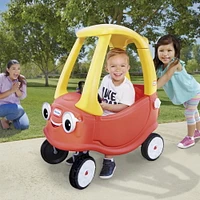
[0,75,199,143]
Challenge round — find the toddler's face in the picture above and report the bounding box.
[157,43,175,67]
[106,54,130,86]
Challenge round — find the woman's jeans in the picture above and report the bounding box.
[0,103,29,130]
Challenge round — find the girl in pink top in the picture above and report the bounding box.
[0,60,29,130]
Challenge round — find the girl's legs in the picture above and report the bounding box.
[193,110,200,139]
[194,110,200,130]
[187,109,200,137]
[0,103,29,130]
[178,94,200,148]
[185,94,200,136]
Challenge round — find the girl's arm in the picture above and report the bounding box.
[157,59,181,89]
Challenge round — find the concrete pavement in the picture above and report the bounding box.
[0,122,200,200]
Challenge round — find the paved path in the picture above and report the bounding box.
[0,122,200,200]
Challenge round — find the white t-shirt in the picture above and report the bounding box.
[98,74,135,115]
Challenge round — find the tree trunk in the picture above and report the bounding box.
[0,63,3,73]
[44,73,49,87]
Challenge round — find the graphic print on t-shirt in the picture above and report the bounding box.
[102,87,118,105]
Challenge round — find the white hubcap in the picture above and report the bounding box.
[147,137,163,159]
[78,160,96,188]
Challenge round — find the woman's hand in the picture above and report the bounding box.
[11,82,20,93]
[11,82,23,97]
[0,82,22,99]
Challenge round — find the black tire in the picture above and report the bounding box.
[141,133,164,161]
[40,140,68,164]
[69,155,96,189]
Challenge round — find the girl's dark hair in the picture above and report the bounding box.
[153,34,181,70]
[5,59,26,88]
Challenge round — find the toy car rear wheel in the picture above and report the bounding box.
[40,140,68,164]
[69,156,96,189]
[141,133,164,161]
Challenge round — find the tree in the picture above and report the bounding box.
[181,44,200,73]
[1,0,76,86]
[193,44,200,69]
[187,59,198,73]
[56,0,200,43]
[0,0,199,83]
[180,45,193,63]
[0,20,20,72]
[54,0,200,72]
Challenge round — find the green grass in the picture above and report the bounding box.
[156,89,185,123]
[0,75,198,143]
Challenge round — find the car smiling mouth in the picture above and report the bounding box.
[50,118,62,128]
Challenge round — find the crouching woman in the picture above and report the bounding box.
[0,60,29,130]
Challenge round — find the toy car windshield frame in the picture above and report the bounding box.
[55,24,157,116]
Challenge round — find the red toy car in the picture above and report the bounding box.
[41,24,164,189]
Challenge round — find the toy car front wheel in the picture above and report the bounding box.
[141,133,164,161]
[40,140,68,164]
[69,156,96,189]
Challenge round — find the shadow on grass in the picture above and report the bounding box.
[0,127,21,139]
[0,122,23,139]
[27,82,57,87]
[27,82,76,91]
[160,100,174,106]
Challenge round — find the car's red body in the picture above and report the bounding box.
[43,84,159,155]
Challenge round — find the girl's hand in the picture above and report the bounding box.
[168,58,182,71]
[157,58,181,89]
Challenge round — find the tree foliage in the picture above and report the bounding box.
[0,0,199,84]
[181,44,200,73]
[193,44,200,67]
[56,0,200,43]
[0,19,20,72]
[1,0,76,86]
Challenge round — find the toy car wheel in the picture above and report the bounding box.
[69,156,96,189]
[40,140,68,164]
[141,133,164,161]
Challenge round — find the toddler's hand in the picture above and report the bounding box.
[100,101,108,110]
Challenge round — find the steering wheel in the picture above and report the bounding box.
[97,94,102,103]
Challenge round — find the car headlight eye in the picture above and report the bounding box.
[42,102,51,120]
[62,112,79,133]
